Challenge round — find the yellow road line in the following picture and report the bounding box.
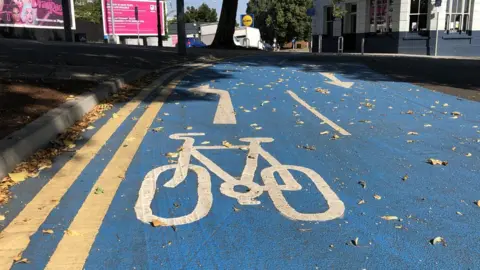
[286,90,351,136]
[45,71,198,269]
[0,72,174,269]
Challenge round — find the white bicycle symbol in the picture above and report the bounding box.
[134,133,345,226]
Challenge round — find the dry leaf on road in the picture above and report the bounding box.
[152,127,164,132]
[358,199,366,205]
[186,126,193,130]
[402,174,409,181]
[222,141,233,148]
[430,236,446,246]
[451,111,462,116]
[8,171,29,183]
[152,219,167,227]
[0,214,5,221]
[407,131,419,135]
[352,237,359,246]
[466,153,472,157]
[320,131,330,135]
[428,158,448,166]
[315,88,330,94]
[331,134,341,140]
[374,194,382,200]
[65,229,81,236]
[42,229,54,234]
[166,152,179,158]
[112,113,119,119]
[358,181,367,189]
[475,200,480,207]
[201,141,210,145]
[381,215,398,221]
[86,125,95,130]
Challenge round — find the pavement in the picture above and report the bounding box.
[0,53,478,269]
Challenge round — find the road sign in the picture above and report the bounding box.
[241,14,254,27]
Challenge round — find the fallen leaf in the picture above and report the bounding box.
[300,145,316,151]
[456,211,463,216]
[352,237,359,246]
[430,236,446,246]
[0,214,5,221]
[358,199,366,205]
[8,171,29,183]
[166,152,179,158]
[358,120,372,123]
[261,101,270,106]
[152,127,164,132]
[466,153,472,157]
[407,131,419,135]
[86,125,95,130]
[451,111,462,116]
[406,140,416,143]
[395,225,403,229]
[331,134,341,140]
[381,215,398,221]
[298,228,312,232]
[402,174,409,181]
[320,131,330,135]
[424,124,432,127]
[222,141,233,148]
[358,181,367,189]
[435,101,440,104]
[428,158,448,166]
[475,200,480,207]
[254,127,263,130]
[42,229,54,234]
[296,120,304,125]
[406,110,414,115]
[315,88,330,94]
[233,206,241,212]
[163,113,170,116]
[112,113,119,119]
[201,141,210,145]
[374,194,382,200]
[186,126,193,130]
[65,229,81,236]
[13,257,30,264]
[250,123,258,127]
[152,219,167,227]
[63,140,76,149]
[452,146,456,151]
[243,109,251,113]
[94,187,104,194]
[443,103,449,107]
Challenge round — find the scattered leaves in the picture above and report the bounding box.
[94,187,104,195]
[352,237,359,246]
[296,120,305,125]
[358,199,366,205]
[424,124,432,128]
[166,152,179,158]
[186,126,193,130]
[152,219,167,227]
[331,134,341,140]
[358,181,367,189]
[86,125,95,130]
[222,141,233,148]
[261,101,270,106]
[233,206,241,212]
[451,111,462,116]
[430,237,446,246]
[112,113,119,119]
[406,140,417,143]
[402,174,409,181]
[63,140,76,149]
[452,146,456,151]
[465,153,472,157]
[358,120,372,124]
[407,131,419,136]
[8,171,29,183]
[406,110,414,115]
[315,88,330,94]
[373,194,382,200]
[13,257,30,264]
[320,131,330,135]
[427,158,448,166]
[381,216,399,221]
[65,229,81,236]
[42,229,54,234]
[475,200,480,207]
[201,141,210,145]
[151,127,164,132]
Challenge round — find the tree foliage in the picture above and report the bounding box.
[246,0,313,44]
[185,3,218,23]
[75,0,102,24]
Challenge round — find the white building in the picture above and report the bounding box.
[311,0,480,56]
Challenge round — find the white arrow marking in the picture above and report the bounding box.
[190,85,237,124]
[320,72,354,89]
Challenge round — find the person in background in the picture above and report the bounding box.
[292,37,296,50]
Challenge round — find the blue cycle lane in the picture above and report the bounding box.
[4,55,480,269]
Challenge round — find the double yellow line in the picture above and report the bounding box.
[0,64,208,270]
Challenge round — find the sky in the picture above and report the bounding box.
[169,0,249,22]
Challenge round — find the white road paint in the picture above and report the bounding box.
[134,133,345,225]
[320,72,354,89]
[286,91,351,136]
[190,85,237,124]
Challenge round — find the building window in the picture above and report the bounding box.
[370,0,393,33]
[409,0,428,32]
[324,6,334,36]
[445,0,473,32]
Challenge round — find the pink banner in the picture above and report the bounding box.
[0,0,75,29]
[102,0,164,36]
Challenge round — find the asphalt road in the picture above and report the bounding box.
[0,53,479,269]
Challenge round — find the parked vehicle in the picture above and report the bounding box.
[177,38,207,48]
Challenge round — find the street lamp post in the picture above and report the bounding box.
[156,0,163,47]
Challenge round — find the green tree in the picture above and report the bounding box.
[184,3,218,23]
[246,0,313,45]
[75,0,102,24]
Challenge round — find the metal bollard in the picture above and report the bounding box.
[244,38,250,48]
[361,38,365,55]
[337,36,344,54]
[318,35,322,53]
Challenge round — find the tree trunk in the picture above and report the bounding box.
[210,0,238,48]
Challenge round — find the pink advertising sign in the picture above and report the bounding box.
[0,0,76,29]
[102,0,164,36]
